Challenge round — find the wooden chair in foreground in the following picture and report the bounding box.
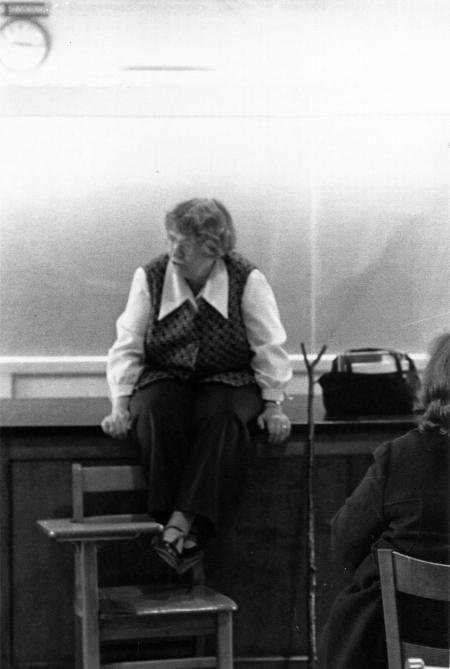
[37,463,237,669]
[378,549,450,669]
[405,659,450,669]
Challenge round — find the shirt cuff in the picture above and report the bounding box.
[261,389,285,403]
[110,385,135,399]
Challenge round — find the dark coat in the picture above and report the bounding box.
[318,427,450,669]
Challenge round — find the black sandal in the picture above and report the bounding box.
[152,524,184,571]
[177,543,204,575]
[176,522,206,575]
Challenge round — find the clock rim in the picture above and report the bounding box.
[0,17,51,71]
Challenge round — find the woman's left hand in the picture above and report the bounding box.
[257,404,291,445]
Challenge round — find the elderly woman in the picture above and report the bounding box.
[101,198,292,574]
[318,332,450,669]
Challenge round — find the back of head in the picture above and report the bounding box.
[417,332,450,433]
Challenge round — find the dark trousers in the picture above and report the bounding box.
[130,380,262,532]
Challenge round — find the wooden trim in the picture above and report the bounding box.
[0,354,427,400]
[235,660,308,667]
[0,432,11,667]
[100,616,217,642]
[2,409,415,462]
[0,353,428,373]
[102,659,217,669]
[0,658,311,669]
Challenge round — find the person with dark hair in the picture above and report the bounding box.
[319,332,450,669]
[101,198,292,573]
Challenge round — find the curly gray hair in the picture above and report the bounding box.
[417,332,450,433]
[165,198,236,257]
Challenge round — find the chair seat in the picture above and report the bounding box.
[100,584,237,619]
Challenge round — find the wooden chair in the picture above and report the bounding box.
[378,549,450,669]
[37,463,238,669]
[405,659,450,669]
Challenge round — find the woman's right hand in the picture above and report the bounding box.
[101,398,132,439]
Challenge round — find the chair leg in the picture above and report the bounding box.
[77,541,100,669]
[216,610,233,669]
[74,615,82,669]
[74,545,83,669]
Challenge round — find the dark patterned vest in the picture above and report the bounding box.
[136,253,258,389]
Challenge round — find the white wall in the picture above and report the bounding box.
[1,0,449,396]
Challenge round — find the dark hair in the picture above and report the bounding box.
[164,198,236,257]
[416,332,450,432]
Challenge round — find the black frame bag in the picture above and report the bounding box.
[318,348,420,417]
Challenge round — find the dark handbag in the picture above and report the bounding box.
[318,348,420,417]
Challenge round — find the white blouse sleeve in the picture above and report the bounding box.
[106,267,150,399]
[241,269,293,402]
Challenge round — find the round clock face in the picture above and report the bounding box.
[0,18,50,71]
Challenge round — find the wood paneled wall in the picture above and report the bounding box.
[0,399,413,669]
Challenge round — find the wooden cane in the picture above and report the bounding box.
[301,342,327,669]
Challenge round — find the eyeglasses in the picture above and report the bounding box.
[165,233,198,256]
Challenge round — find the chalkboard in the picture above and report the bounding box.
[1,114,449,356]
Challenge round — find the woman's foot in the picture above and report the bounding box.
[163,525,185,550]
[177,533,204,574]
[151,510,194,570]
[151,511,210,574]
[176,517,211,574]
[152,524,185,570]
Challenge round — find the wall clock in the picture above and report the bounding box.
[0,18,50,71]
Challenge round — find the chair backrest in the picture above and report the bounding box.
[72,464,147,521]
[378,549,450,669]
[71,463,205,583]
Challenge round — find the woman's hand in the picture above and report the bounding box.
[101,397,132,439]
[101,411,132,439]
[257,402,291,445]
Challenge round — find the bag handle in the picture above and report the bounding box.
[332,348,416,375]
[346,348,403,374]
